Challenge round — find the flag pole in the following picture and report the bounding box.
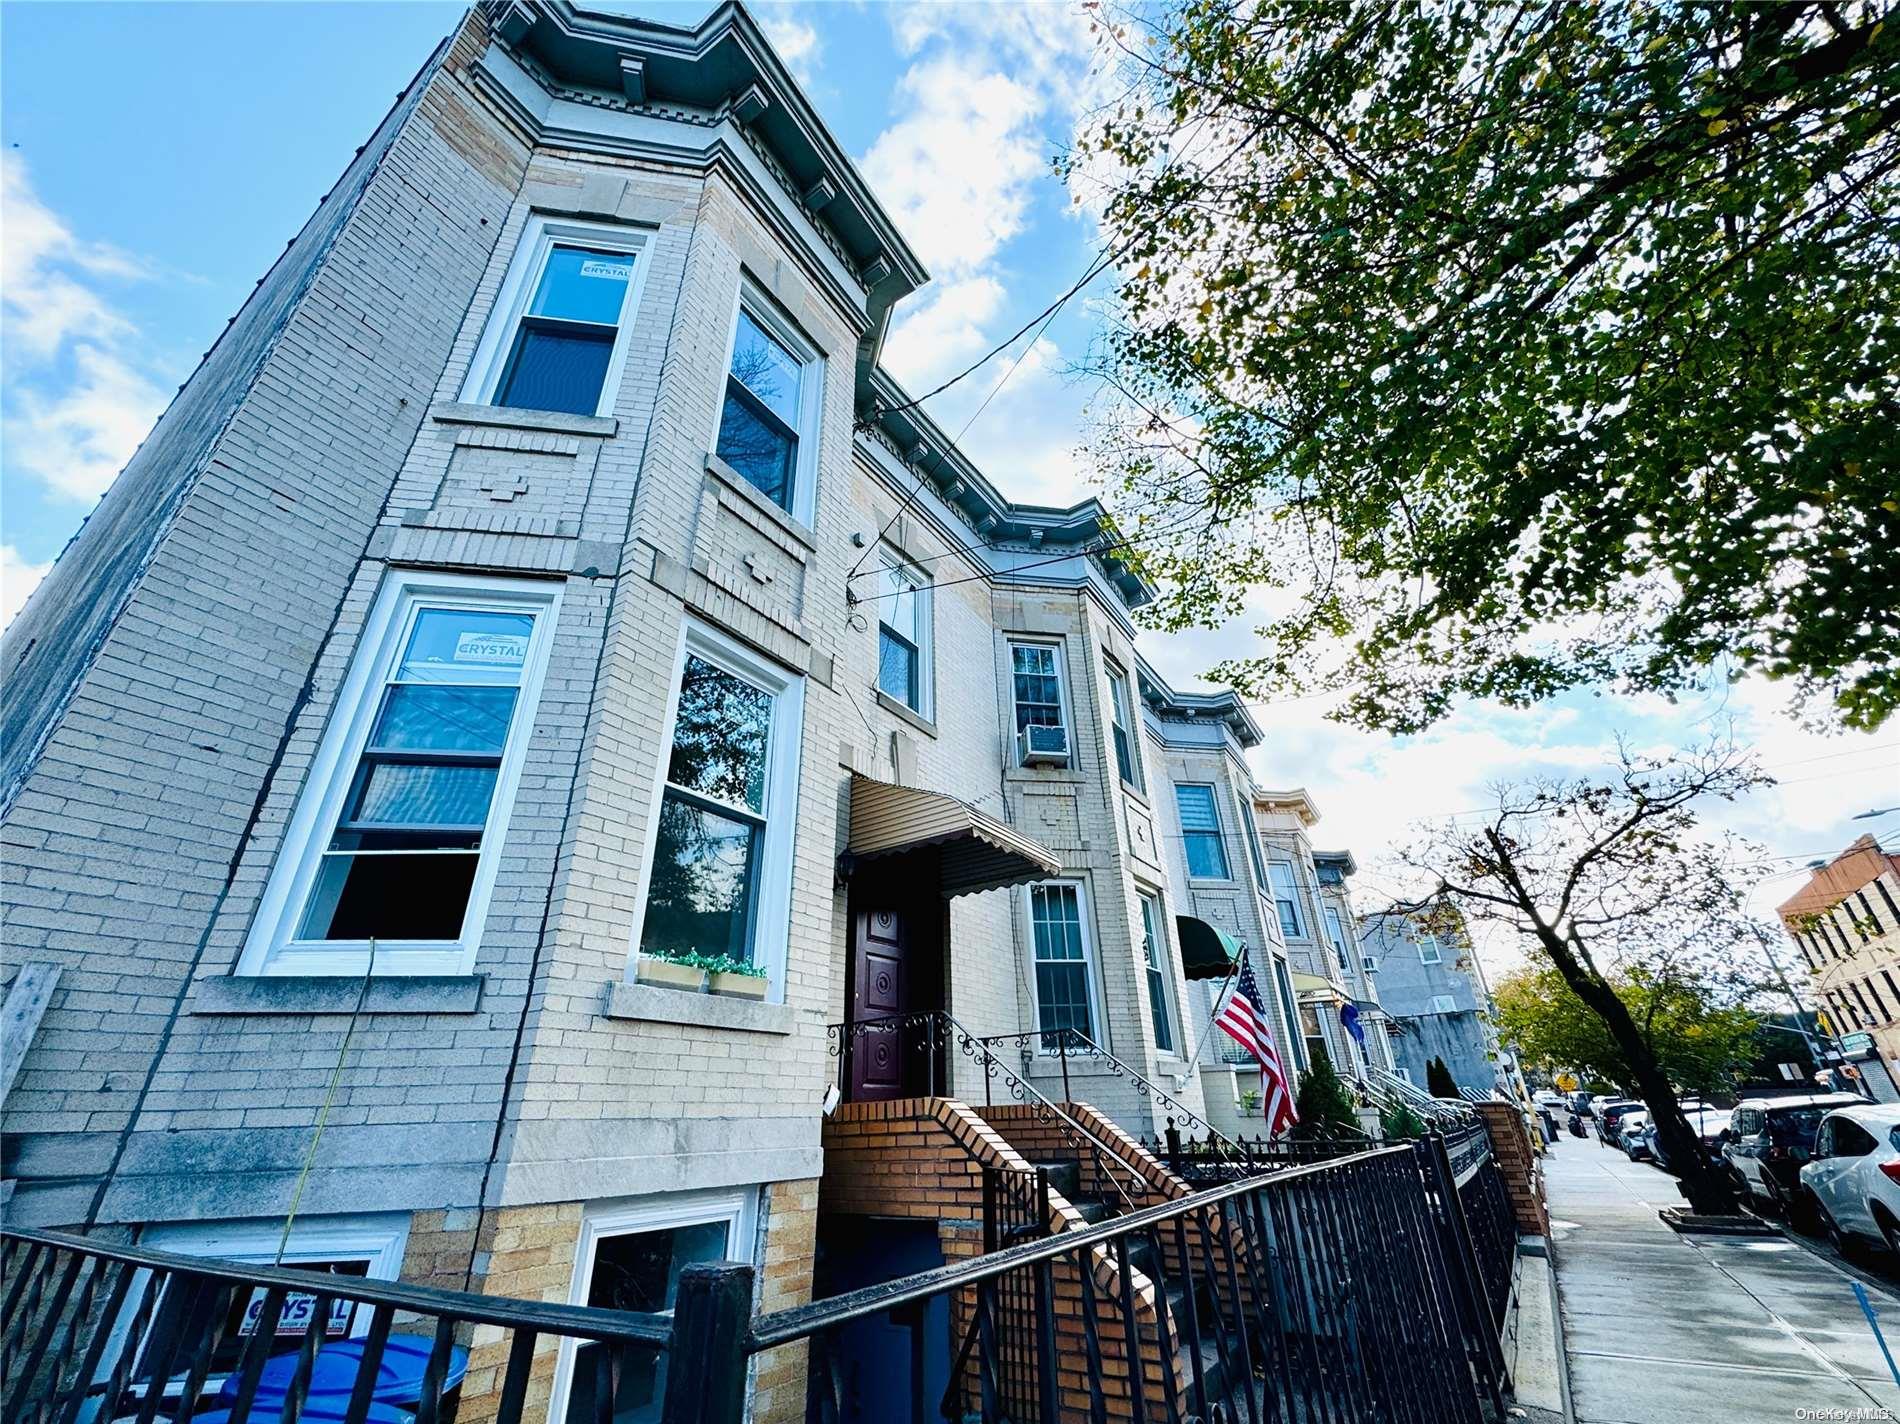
[1177,953,1242,1074]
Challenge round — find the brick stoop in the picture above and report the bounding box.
[820,1096,1185,1420]
[1476,1102,1550,1234]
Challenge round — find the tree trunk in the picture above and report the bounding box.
[1536,929,1738,1214]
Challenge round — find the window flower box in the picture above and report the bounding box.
[710,969,768,1001]
[636,958,707,993]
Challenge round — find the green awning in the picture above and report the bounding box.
[1176,915,1243,980]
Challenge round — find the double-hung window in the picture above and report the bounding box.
[1011,642,1065,735]
[1176,783,1230,880]
[1267,861,1305,938]
[637,628,803,983]
[1417,933,1443,965]
[1323,905,1351,971]
[1138,892,1176,1054]
[465,216,646,418]
[1029,881,1096,1048]
[1107,667,1142,789]
[876,550,930,714]
[239,573,558,976]
[715,297,819,516]
[1239,796,1269,884]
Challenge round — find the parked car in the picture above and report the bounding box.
[1799,1104,1900,1255]
[1651,1102,1735,1177]
[1724,1094,1865,1214]
[1596,1100,1643,1147]
[1621,1113,1654,1161]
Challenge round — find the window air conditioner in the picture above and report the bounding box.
[1019,724,1071,767]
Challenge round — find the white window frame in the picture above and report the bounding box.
[106,1213,409,1399]
[1267,860,1306,937]
[1007,638,1071,755]
[238,571,562,978]
[712,282,825,527]
[1417,933,1443,965]
[626,620,805,1000]
[1024,878,1104,1054]
[460,214,651,418]
[1106,664,1143,791]
[1174,782,1232,882]
[875,545,933,718]
[549,1188,759,1424]
[1137,890,1178,1056]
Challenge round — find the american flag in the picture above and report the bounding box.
[1215,948,1299,1136]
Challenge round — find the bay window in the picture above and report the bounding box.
[714,295,820,518]
[238,573,559,977]
[1107,666,1141,788]
[463,215,646,418]
[1268,861,1305,938]
[1139,892,1176,1054]
[1175,783,1230,880]
[635,626,802,986]
[1029,881,1097,1048]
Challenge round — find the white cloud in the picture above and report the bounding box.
[880,275,1005,390]
[1,544,52,629]
[756,6,821,88]
[1,153,170,503]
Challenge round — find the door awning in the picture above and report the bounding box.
[1175,915,1243,980]
[845,774,1061,898]
[1293,970,1341,999]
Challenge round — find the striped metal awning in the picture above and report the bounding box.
[1174,916,1242,980]
[845,774,1061,898]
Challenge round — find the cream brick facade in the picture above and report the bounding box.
[0,3,1365,1399]
[1780,835,1900,1074]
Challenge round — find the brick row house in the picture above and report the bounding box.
[0,4,1389,1421]
[1778,834,1900,1085]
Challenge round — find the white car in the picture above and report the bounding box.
[1798,1103,1900,1254]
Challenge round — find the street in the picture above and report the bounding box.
[1545,1139,1900,1423]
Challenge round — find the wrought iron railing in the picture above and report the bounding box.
[1145,1124,1373,1186]
[0,1226,703,1424]
[4,1130,1520,1424]
[826,1011,1150,1208]
[756,1136,1512,1424]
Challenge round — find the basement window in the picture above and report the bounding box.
[237,572,559,977]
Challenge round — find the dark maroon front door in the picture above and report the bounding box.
[849,904,910,1101]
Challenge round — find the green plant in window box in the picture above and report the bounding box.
[638,948,769,999]
[1239,1088,1263,1116]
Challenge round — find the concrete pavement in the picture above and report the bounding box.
[1544,1140,1900,1422]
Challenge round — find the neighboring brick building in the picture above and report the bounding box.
[1778,833,1900,1076]
[0,3,1372,1418]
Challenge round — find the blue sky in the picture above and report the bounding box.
[2,1,1893,958]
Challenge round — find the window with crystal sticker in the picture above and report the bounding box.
[487,230,640,417]
[715,304,811,512]
[296,605,537,944]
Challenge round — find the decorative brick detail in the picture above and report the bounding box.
[1475,1103,1548,1234]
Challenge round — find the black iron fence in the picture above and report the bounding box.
[5,1132,1519,1424]
[0,1226,691,1424]
[1143,1124,1372,1188]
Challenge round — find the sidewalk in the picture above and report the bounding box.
[1544,1141,1900,1422]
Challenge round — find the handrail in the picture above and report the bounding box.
[827,1011,1150,1209]
[976,1025,1254,1166]
[747,1144,1415,1350]
[0,1227,674,1345]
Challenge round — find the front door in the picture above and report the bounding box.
[850,904,910,1101]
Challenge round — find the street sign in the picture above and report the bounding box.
[1841,1032,1877,1057]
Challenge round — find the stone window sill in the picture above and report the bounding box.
[703,452,818,551]
[599,980,793,1035]
[430,401,618,439]
[192,974,486,1016]
[873,688,938,738]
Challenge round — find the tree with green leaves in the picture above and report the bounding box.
[1290,1044,1363,1139]
[1402,739,1776,1213]
[1072,0,1899,732]
[1493,962,1763,1098]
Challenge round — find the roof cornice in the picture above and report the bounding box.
[1131,653,1263,748]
